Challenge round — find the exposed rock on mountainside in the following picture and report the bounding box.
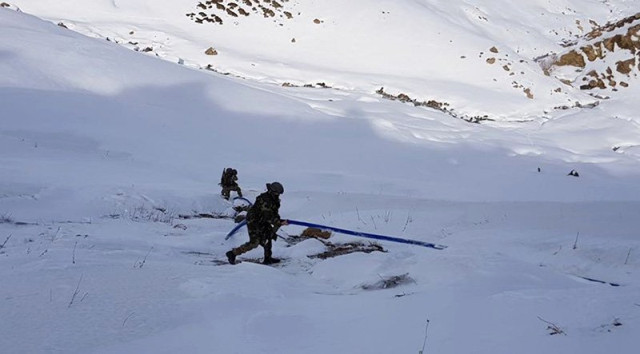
[11,0,637,122]
[187,0,295,25]
[375,87,491,123]
[204,46,218,55]
[0,1,19,10]
[544,12,640,92]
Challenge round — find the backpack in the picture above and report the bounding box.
[220,168,229,185]
[220,168,236,185]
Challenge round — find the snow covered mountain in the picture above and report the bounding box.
[11,0,640,121]
[1,2,639,353]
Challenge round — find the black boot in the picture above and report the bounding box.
[263,257,281,265]
[226,250,236,265]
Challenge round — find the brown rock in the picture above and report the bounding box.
[555,50,586,68]
[586,70,599,78]
[581,45,601,61]
[588,79,606,89]
[301,227,331,239]
[616,58,635,74]
[425,100,443,110]
[205,47,218,55]
[587,29,602,40]
[602,34,622,52]
[397,93,413,103]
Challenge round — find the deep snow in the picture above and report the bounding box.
[1,2,640,353]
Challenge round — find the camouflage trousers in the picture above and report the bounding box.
[230,223,274,259]
[221,184,242,200]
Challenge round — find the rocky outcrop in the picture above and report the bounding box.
[0,2,20,11]
[556,50,586,68]
[545,12,640,92]
[375,87,491,123]
[187,0,295,26]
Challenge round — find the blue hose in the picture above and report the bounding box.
[225,219,247,240]
[285,219,446,250]
[225,218,446,250]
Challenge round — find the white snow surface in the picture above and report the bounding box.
[1,2,640,354]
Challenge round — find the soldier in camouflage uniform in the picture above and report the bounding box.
[219,168,242,200]
[226,182,287,265]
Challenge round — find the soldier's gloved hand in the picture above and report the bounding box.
[281,220,288,226]
[272,233,278,241]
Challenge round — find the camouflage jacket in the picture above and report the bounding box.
[246,191,281,231]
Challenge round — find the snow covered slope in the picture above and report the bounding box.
[11,0,640,120]
[1,4,640,354]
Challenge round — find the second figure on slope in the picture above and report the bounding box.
[226,182,288,265]
[219,167,242,200]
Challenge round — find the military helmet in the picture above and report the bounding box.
[266,182,284,194]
